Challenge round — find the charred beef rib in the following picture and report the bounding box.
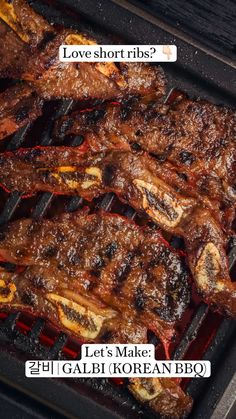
[0,266,192,419]
[0,83,43,141]
[0,0,52,46]
[0,213,192,419]
[0,211,192,418]
[0,0,166,101]
[0,0,166,142]
[0,210,190,342]
[0,147,234,316]
[0,0,51,78]
[54,98,236,216]
[0,18,32,79]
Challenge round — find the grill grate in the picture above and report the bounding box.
[0,1,235,418]
[0,83,235,417]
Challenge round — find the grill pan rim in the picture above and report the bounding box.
[0,1,235,418]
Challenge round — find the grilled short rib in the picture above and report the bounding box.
[0,10,165,140]
[0,211,192,417]
[0,229,192,419]
[0,83,43,140]
[54,98,236,209]
[21,28,166,101]
[0,0,53,46]
[0,210,190,341]
[0,148,234,316]
[0,0,54,78]
[0,19,30,79]
[0,0,166,101]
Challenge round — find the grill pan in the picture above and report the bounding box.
[0,1,235,418]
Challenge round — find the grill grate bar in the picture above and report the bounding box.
[0,313,20,343]
[28,318,46,342]
[173,303,208,360]
[66,196,84,212]
[66,196,84,213]
[96,192,115,211]
[47,333,68,359]
[0,192,22,226]
[2,312,20,332]
[6,123,32,151]
[123,206,136,219]
[32,192,55,219]
[229,245,236,270]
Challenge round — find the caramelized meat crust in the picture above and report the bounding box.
[0,211,190,337]
[0,0,54,78]
[25,35,166,101]
[0,212,191,416]
[0,254,192,418]
[0,19,30,78]
[21,30,166,101]
[0,83,43,140]
[0,148,234,316]
[54,99,236,206]
[0,1,166,102]
[0,209,192,417]
[0,0,53,46]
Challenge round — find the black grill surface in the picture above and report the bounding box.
[0,1,235,418]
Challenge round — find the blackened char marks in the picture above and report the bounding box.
[37,31,56,51]
[179,151,195,166]
[30,275,47,290]
[91,254,106,270]
[43,245,58,259]
[145,188,179,222]
[58,118,74,138]
[61,304,97,331]
[112,251,134,292]
[53,98,236,207]
[0,211,190,328]
[104,242,118,259]
[134,287,146,311]
[0,83,43,141]
[21,289,37,306]
[85,109,106,125]
[22,148,43,162]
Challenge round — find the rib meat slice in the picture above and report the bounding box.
[0,83,43,141]
[0,148,234,316]
[54,99,236,208]
[0,259,192,418]
[0,210,190,341]
[0,0,53,46]
[0,19,30,79]
[0,0,166,101]
[21,30,166,101]
[0,0,54,78]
